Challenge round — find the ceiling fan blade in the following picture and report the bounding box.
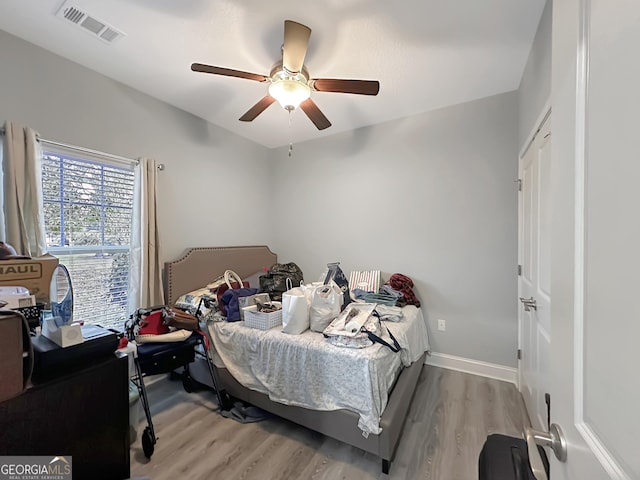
[310,78,380,96]
[239,96,276,122]
[191,63,269,83]
[283,20,311,74]
[299,98,331,130]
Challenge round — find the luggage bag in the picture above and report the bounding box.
[478,433,549,480]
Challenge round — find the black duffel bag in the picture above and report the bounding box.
[478,434,549,480]
[259,262,304,301]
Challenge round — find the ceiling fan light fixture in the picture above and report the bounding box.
[268,77,311,111]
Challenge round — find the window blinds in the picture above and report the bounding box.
[41,149,135,329]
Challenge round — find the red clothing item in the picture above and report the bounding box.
[387,273,421,308]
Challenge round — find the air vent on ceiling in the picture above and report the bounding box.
[55,3,126,44]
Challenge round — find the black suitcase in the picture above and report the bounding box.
[135,333,200,376]
[478,434,549,480]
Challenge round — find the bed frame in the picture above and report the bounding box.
[164,246,425,474]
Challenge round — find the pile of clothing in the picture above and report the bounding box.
[382,273,421,308]
[351,273,421,309]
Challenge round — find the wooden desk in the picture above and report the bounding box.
[0,353,130,480]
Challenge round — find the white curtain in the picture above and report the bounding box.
[130,157,163,311]
[0,121,47,256]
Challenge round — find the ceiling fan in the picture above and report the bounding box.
[191,20,380,131]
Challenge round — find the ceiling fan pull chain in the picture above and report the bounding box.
[288,110,294,157]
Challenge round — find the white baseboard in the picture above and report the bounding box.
[425,352,518,385]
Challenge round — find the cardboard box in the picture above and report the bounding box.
[0,255,59,308]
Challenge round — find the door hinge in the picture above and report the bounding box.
[517,349,522,360]
[517,264,522,276]
[516,178,522,191]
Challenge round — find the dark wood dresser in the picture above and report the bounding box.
[0,353,130,479]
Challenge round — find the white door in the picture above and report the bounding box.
[518,113,552,432]
[544,0,640,478]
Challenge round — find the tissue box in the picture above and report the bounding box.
[42,318,83,348]
[0,286,35,309]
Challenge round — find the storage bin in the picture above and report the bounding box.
[243,303,282,330]
[14,303,44,329]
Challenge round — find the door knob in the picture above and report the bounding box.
[519,296,537,311]
[525,423,567,480]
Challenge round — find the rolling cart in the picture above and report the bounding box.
[131,329,227,458]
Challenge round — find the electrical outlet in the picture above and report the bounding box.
[437,319,446,331]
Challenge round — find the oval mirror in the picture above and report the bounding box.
[50,264,74,325]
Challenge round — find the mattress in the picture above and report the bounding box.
[207,305,429,435]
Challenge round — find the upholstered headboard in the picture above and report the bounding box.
[163,246,277,304]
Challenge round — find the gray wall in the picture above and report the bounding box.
[0,29,274,264]
[270,92,519,367]
[2,28,522,368]
[518,0,552,148]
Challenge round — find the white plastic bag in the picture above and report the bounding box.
[323,305,380,349]
[281,280,309,335]
[323,303,377,337]
[308,281,342,332]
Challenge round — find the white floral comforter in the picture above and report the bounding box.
[207,305,430,436]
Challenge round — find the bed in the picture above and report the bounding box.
[163,246,429,474]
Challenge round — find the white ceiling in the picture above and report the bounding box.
[0,0,546,149]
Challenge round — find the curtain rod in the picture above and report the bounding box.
[0,127,164,170]
[38,137,139,167]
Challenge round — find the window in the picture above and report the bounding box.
[41,144,135,329]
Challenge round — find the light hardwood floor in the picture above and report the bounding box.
[129,366,529,480]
